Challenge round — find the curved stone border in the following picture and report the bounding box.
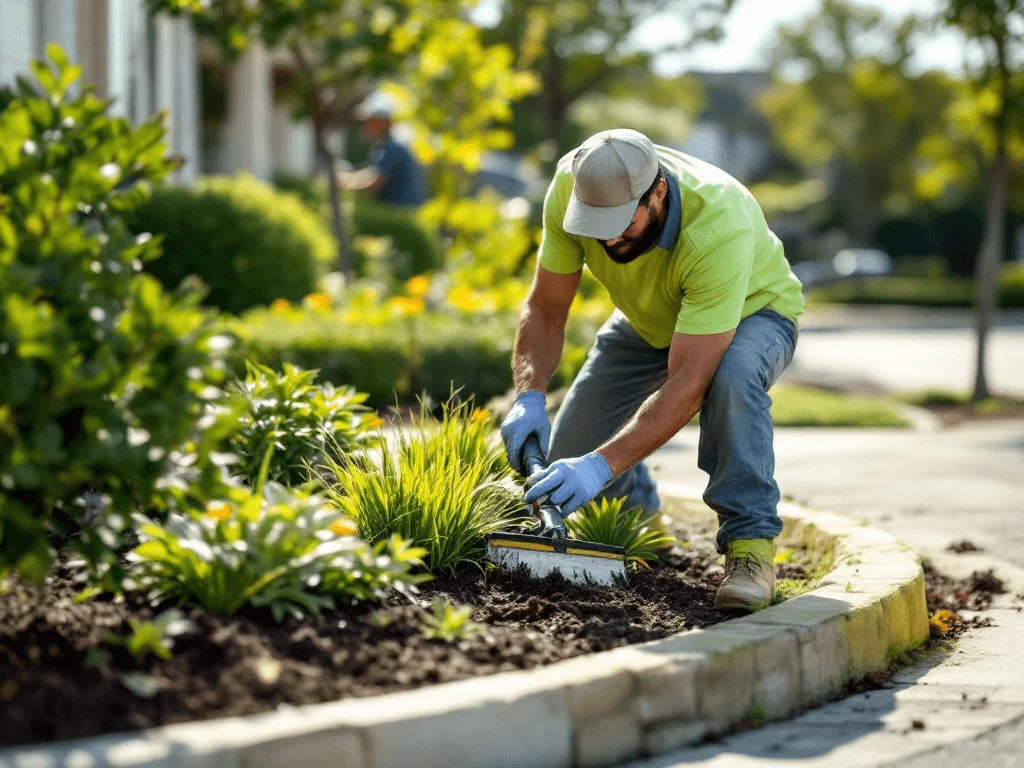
[1,488,929,768]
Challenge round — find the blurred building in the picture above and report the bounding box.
[0,0,319,183]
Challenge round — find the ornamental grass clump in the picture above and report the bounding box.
[565,496,676,568]
[322,399,520,573]
[226,360,380,485]
[126,463,427,622]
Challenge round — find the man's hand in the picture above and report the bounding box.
[499,390,551,475]
[523,452,613,515]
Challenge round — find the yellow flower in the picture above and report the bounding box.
[304,292,332,310]
[205,500,232,520]
[470,408,490,423]
[364,415,385,429]
[342,309,360,324]
[929,608,953,634]
[447,286,481,312]
[389,296,425,316]
[329,518,359,536]
[406,275,431,298]
[270,298,291,313]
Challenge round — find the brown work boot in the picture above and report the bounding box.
[715,538,776,612]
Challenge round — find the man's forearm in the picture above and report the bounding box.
[596,373,704,477]
[512,303,565,394]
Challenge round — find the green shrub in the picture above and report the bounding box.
[101,609,193,663]
[564,496,676,568]
[226,361,379,485]
[769,385,910,428]
[127,478,427,622]
[126,174,335,313]
[353,194,442,281]
[322,399,520,573]
[237,307,591,409]
[0,46,227,582]
[807,269,1024,309]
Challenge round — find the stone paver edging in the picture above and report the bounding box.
[1,487,929,768]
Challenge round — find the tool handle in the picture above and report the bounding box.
[522,433,548,476]
[522,434,566,540]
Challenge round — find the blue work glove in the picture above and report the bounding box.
[500,390,551,475]
[523,452,614,516]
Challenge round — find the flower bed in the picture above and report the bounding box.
[0,502,825,748]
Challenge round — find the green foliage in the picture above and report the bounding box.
[769,385,910,428]
[226,360,378,486]
[126,174,334,313]
[0,46,227,582]
[353,194,441,280]
[421,596,482,642]
[322,399,520,574]
[127,478,427,622]
[565,496,676,568]
[102,608,194,663]
[238,309,518,408]
[761,1,954,241]
[807,270,1024,308]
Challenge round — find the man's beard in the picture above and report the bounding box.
[600,205,668,264]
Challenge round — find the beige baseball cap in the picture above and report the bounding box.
[563,129,660,240]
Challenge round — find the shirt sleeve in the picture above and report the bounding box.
[674,229,754,335]
[537,173,584,274]
[369,140,400,179]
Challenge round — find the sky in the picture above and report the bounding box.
[471,0,969,76]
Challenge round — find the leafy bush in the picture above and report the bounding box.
[270,172,441,282]
[352,195,442,281]
[237,306,597,409]
[322,399,520,573]
[565,497,676,568]
[807,269,1024,309]
[0,46,227,581]
[421,596,482,642]
[126,173,335,313]
[225,360,379,485]
[127,478,427,621]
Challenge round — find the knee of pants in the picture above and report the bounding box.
[703,351,766,417]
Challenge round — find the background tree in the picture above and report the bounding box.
[937,0,1024,400]
[147,0,535,279]
[486,0,734,155]
[760,0,953,245]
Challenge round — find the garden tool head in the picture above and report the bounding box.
[486,435,627,586]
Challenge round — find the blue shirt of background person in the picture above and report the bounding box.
[338,92,427,208]
[367,136,427,207]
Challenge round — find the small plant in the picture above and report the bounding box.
[126,460,426,621]
[421,596,482,642]
[322,398,520,573]
[102,609,195,663]
[564,497,676,568]
[226,360,379,485]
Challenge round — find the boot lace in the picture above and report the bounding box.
[724,550,772,581]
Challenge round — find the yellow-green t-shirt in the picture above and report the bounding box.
[539,145,805,349]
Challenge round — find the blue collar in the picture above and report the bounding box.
[656,170,681,251]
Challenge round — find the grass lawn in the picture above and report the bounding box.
[769,385,911,428]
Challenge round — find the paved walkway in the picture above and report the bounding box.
[785,307,1024,396]
[627,420,1024,766]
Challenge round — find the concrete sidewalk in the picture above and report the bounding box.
[629,420,1024,767]
[786,306,1024,396]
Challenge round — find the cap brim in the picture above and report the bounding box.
[563,193,639,240]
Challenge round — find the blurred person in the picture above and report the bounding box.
[500,129,804,611]
[337,92,427,208]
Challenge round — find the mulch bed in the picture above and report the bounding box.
[0,514,767,748]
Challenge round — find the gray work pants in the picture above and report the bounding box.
[547,307,798,553]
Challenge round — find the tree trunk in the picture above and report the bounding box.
[971,152,1008,402]
[320,143,353,279]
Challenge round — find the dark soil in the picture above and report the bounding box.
[0,517,766,747]
[946,539,984,554]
